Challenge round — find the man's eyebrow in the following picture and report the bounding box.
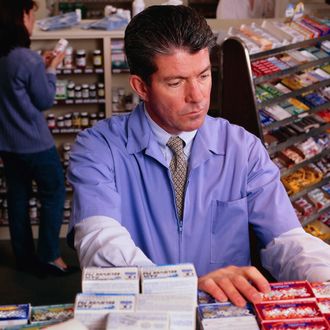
[163,65,211,81]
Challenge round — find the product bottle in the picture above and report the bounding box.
[132,0,145,17]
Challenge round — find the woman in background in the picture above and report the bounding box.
[0,0,75,275]
[216,0,275,19]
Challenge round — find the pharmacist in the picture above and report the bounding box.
[68,5,330,307]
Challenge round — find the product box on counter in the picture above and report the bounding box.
[30,303,74,325]
[82,266,139,294]
[106,311,169,330]
[198,302,259,330]
[0,304,30,327]
[136,293,196,330]
[310,282,330,298]
[140,263,197,301]
[255,300,323,322]
[261,317,330,329]
[260,281,316,302]
[74,293,135,330]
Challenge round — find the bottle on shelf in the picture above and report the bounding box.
[132,0,145,17]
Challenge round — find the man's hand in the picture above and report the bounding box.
[198,265,271,307]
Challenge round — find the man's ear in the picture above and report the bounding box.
[129,75,149,102]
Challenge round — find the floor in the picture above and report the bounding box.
[0,239,82,306]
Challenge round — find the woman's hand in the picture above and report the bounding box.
[198,265,271,307]
[42,50,65,70]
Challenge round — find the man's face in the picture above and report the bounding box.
[144,48,212,134]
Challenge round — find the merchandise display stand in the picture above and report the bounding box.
[218,35,330,243]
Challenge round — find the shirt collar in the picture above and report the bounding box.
[126,102,226,157]
[143,106,197,154]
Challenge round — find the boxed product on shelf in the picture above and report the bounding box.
[81,266,139,294]
[136,293,196,330]
[317,298,330,314]
[106,311,169,330]
[255,300,323,322]
[261,318,330,329]
[304,219,330,241]
[140,263,197,301]
[74,293,136,330]
[198,302,259,330]
[30,303,74,324]
[260,281,315,302]
[0,304,30,327]
[240,24,273,50]
[264,105,292,121]
[310,282,330,298]
[197,290,220,305]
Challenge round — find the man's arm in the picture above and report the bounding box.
[74,216,154,267]
[261,227,330,281]
[68,125,152,268]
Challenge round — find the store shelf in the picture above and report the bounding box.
[301,204,330,227]
[267,122,330,156]
[257,78,330,109]
[289,175,330,202]
[280,147,330,177]
[56,67,104,75]
[254,57,330,85]
[262,102,330,132]
[250,34,330,61]
[53,98,105,105]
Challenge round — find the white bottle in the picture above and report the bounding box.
[53,38,69,56]
[132,0,145,17]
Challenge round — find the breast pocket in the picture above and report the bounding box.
[210,197,250,265]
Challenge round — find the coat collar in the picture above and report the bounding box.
[126,103,226,168]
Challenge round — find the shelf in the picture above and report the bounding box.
[53,98,105,105]
[56,67,104,75]
[250,34,330,61]
[112,68,130,74]
[289,175,330,202]
[267,122,330,155]
[262,102,330,132]
[301,204,330,227]
[280,147,330,177]
[254,57,330,85]
[51,128,82,134]
[257,78,330,109]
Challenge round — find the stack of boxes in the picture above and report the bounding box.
[74,263,197,330]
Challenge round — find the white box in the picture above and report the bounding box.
[106,311,169,329]
[136,293,196,330]
[140,263,197,303]
[82,267,139,294]
[74,293,135,330]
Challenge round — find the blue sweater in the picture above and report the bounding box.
[0,47,55,153]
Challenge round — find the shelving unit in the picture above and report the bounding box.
[218,35,330,242]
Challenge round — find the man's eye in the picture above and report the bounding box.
[167,81,181,87]
[200,73,210,80]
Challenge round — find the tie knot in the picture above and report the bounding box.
[167,136,185,155]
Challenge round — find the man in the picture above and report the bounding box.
[68,5,330,307]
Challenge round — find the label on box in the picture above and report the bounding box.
[310,282,330,298]
[261,281,315,302]
[255,300,323,321]
[261,317,330,329]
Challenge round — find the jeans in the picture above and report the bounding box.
[1,147,65,264]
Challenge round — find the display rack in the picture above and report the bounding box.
[218,35,330,243]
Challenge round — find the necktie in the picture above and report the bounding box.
[167,136,188,219]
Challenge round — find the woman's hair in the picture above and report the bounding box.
[124,5,216,85]
[0,0,38,57]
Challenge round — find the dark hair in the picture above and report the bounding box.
[0,0,38,57]
[124,5,216,84]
